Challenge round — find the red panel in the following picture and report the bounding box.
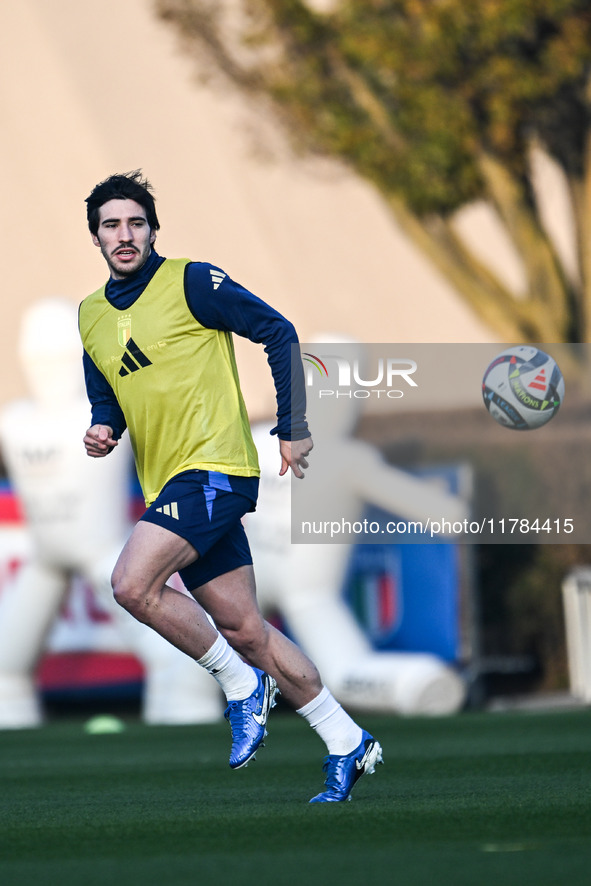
[37,652,144,690]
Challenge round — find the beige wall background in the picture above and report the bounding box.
[0,0,524,423]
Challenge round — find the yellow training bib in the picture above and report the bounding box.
[79,258,260,504]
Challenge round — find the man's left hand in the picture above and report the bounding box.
[279,436,313,479]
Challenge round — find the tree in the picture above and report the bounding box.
[155,0,591,342]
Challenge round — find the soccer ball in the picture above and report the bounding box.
[482,346,565,430]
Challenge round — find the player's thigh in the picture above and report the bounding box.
[113,520,199,593]
[194,565,263,634]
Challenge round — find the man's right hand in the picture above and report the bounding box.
[84,424,118,458]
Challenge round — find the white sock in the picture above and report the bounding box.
[296,686,363,756]
[196,633,258,701]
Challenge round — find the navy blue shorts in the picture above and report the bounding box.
[140,470,258,591]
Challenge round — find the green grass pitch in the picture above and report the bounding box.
[1,708,590,886]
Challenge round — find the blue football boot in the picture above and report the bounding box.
[224,669,279,769]
[309,730,383,803]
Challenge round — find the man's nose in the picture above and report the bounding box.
[119,223,133,241]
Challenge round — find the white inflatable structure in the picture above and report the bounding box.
[246,339,468,715]
[0,298,222,727]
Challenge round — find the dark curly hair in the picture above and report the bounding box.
[85,170,160,235]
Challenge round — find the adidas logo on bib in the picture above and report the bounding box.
[119,338,153,377]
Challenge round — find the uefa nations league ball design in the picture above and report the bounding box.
[482,346,565,430]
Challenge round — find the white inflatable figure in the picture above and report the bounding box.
[0,298,223,727]
[246,338,468,715]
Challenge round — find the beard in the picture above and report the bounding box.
[102,243,151,279]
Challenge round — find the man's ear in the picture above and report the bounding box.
[150,229,157,245]
[91,232,101,247]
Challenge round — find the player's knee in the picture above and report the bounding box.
[111,571,152,622]
[223,616,267,660]
[111,577,137,613]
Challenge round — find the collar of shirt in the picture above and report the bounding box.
[105,249,166,309]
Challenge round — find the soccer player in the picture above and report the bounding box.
[78,170,382,802]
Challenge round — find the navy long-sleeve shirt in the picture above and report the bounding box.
[82,250,309,443]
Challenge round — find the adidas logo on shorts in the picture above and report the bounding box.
[156,502,179,520]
